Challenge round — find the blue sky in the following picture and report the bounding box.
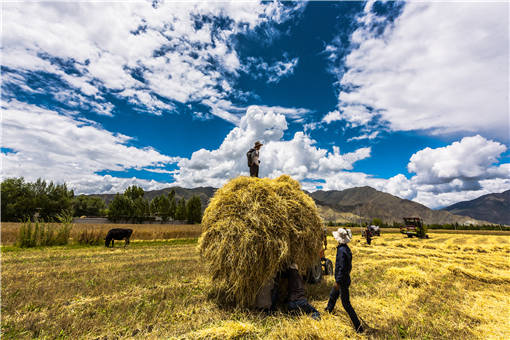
[2,1,509,208]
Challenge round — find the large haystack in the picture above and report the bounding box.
[199,175,323,307]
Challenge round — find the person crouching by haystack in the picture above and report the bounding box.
[325,228,364,333]
[283,263,321,321]
[255,275,279,314]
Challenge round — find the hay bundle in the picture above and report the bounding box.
[199,175,323,307]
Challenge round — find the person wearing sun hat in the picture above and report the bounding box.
[325,228,364,333]
[247,141,263,177]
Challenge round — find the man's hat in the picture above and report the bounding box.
[254,141,263,148]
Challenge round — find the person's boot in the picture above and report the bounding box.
[359,317,376,335]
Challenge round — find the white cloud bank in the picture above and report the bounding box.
[374,135,510,208]
[2,103,508,207]
[173,108,509,208]
[1,101,180,194]
[330,2,509,140]
[2,1,304,122]
[182,113,510,208]
[173,106,371,187]
[407,135,510,208]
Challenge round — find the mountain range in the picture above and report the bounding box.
[307,186,489,225]
[443,190,510,225]
[92,185,508,226]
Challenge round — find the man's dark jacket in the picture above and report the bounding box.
[283,267,306,302]
[335,244,352,285]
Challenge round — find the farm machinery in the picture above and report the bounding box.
[362,225,381,237]
[400,217,429,239]
[306,227,334,284]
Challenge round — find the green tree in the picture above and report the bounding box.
[1,177,74,222]
[149,196,161,216]
[107,194,133,222]
[175,198,187,221]
[133,196,150,223]
[33,179,74,221]
[149,195,171,222]
[168,190,176,219]
[124,185,144,200]
[159,195,171,222]
[73,195,106,216]
[1,178,36,221]
[186,195,202,224]
[371,218,383,226]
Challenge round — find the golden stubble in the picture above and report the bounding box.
[1,233,509,339]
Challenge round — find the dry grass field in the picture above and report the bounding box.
[1,222,202,245]
[2,233,509,339]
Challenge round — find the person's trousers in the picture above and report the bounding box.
[250,164,259,177]
[326,283,362,331]
[288,299,321,320]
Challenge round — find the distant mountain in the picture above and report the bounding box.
[443,190,510,225]
[308,186,488,225]
[90,184,491,225]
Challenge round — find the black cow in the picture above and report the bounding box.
[105,228,133,248]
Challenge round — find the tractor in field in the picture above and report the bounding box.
[306,227,334,283]
[400,217,429,239]
[362,225,381,237]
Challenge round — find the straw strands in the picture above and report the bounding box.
[199,175,323,307]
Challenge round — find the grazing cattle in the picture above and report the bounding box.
[105,228,133,248]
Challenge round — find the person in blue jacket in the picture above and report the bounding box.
[325,228,364,333]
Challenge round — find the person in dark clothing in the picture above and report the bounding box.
[255,275,278,314]
[365,227,372,245]
[283,263,321,321]
[325,228,364,333]
[247,141,263,177]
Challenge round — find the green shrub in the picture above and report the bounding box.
[16,219,73,248]
[17,220,35,247]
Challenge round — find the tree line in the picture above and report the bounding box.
[1,178,202,224]
[107,185,202,224]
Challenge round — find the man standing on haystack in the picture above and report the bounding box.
[247,141,263,177]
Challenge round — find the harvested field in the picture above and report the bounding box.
[2,233,509,339]
[326,227,510,236]
[3,223,507,246]
[1,222,202,245]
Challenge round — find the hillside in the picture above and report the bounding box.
[308,186,487,225]
[91,185,491,225]
[443,190,510,225]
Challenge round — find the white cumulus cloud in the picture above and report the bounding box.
[332,2,509,140]
[173,106,371,187]
[401,135,510,208]
[1,101,180,194]
[408,135,508,185]
[2,1,303,121]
